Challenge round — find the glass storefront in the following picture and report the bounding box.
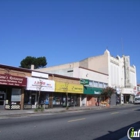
[53,93,79,107]
[24,91,50,109]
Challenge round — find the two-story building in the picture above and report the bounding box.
[37,50,137,104]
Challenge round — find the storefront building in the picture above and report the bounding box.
[0,64,31,110]
[84,86,103,106]
[24,76,55,109]
[53,81,83,107]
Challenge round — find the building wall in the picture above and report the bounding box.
[137,85,140,92]
[45,68,74,77]
[0,68,31,77]
[86,50,109,74]
[37,62,79,72]
[109,57,120,87]
[36,49,137,94]
[73,67,108,83]
[130,66,137,88]
[79,58,88,68]
[86,96,96,106]
[49,75,80,84]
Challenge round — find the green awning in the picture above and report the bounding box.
[84,86,103,95]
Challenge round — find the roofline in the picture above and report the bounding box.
[0,64,80,80]
[0,64,31,73]
[36,61,79,70]
[47,72,80,80]
[79,66,108,76]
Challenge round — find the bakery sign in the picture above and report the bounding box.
[0,74,27,87]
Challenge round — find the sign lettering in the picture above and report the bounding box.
[0,74,27,87]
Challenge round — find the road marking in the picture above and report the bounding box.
[66,111,84,113]
[111,112,119,114]
[68,118,85,122]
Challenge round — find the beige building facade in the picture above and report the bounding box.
[37,50,137,104]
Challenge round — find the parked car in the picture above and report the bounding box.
[134,95,140,104]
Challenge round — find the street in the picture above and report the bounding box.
[0,105,140,140]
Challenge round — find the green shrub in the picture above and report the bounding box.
[40,107,44,112]
[34,108,38,112]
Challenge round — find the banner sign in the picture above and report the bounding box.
[0,74,27,87]
[80,79,89,85]
[26,77,55,92]
[55,81,83,94]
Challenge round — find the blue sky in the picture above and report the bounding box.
[0,0,140,82]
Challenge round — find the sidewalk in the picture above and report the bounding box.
[0,104,135,117]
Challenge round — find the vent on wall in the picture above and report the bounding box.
[67,70,73,72]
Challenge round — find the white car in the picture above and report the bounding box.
[134,95,140,104]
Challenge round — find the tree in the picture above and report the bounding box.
[20,56,47,69]
[100,87,115,101]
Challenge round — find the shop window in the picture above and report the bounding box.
[24,91,30,104]
[89,81,93,86]
[99,82,103,88]
[104,83,108,88]
[93,81,98,87]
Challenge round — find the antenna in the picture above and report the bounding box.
[121,38,124,56]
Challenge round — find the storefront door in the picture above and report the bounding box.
[0,93,5,109]
[31,94,37,108]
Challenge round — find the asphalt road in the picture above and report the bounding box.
[0,105,140,140]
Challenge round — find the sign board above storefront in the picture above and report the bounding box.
[84,86,103,95]
[31,71,48,79]
[55,81,83,94]
[26,77,55,92]
[0,74,27,87]
[121,88,134,95]
[80,79,89,85]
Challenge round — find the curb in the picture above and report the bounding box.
[0,104,136,118]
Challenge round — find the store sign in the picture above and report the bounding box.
[84,86,103,95]
[31,71,48,78]
[55,82,83,94]
[121,88,134,95]
[80,79,89,85]
[0,74,27,87]
[26,77,55,91]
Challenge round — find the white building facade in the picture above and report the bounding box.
[37,50,137,104]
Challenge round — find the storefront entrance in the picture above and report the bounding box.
[124,95,130,103]
[87,95,96,106]
[0,90,6,109]
[31,94,37,108]
[0,92,5,109]
[53,93,80,107]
